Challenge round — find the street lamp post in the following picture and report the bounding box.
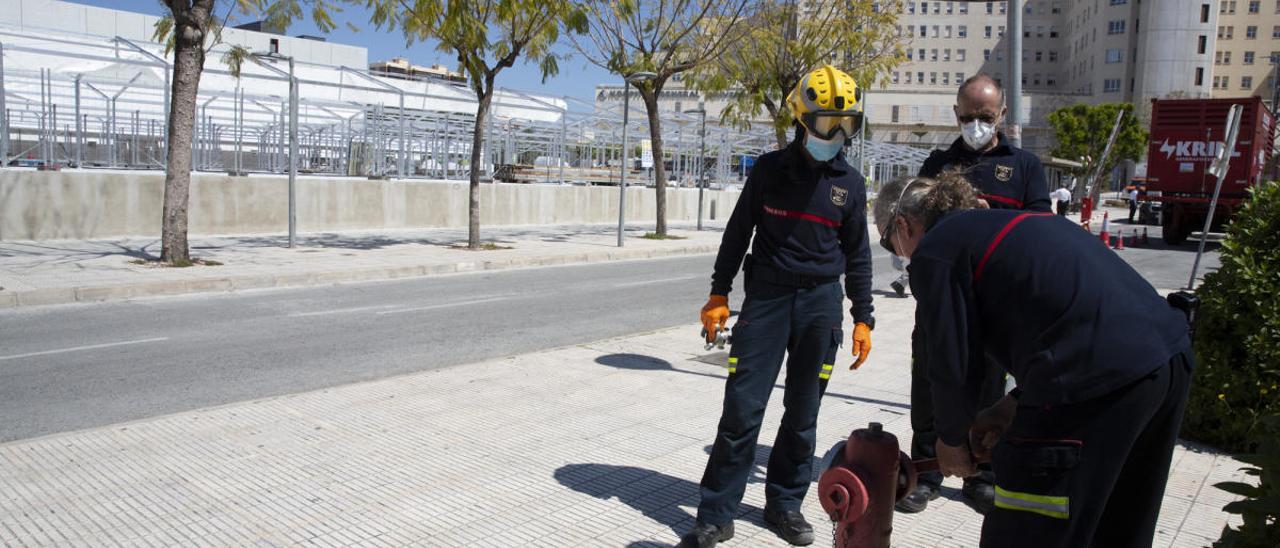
[253,50,298,248]
[685,103,708,230]
[618,72,657,247]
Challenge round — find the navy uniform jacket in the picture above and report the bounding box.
[919,134,1051,212]
[711,140,874,324]
[908,209,1190,446]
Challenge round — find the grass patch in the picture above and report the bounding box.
[127,257,223,267]
[449,242,514,251]
[640,232,687,240]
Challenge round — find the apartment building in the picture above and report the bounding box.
[1211,0,1280,104]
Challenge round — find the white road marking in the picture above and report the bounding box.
[376,296,514,316]
[0,337,170,362]
[288,305,396,318]
[613,274,702,288]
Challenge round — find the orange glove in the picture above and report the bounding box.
[700,295,731,343]
[850,322,872,369]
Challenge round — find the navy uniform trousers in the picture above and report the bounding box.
[981,350,1194,548]
[696,277,843,526]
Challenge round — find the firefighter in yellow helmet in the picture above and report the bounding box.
[681,65,875,548]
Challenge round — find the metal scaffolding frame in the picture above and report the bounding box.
[0,24,929,188]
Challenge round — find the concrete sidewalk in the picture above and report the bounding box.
[0,293,1245,547]
[0,223,724,308]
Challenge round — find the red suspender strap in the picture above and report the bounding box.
[973,213,1054,283]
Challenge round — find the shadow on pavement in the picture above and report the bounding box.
[553,463,768,544]
[594,353,910,411]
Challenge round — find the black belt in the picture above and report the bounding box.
[747,259,839,289]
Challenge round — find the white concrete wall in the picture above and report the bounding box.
[0,171,742,241]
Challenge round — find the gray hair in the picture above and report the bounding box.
[874,173,980,231]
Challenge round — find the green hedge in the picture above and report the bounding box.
[1182,182,1280,453]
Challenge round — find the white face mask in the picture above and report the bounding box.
[961,120,997,150]
[894,227,911,267]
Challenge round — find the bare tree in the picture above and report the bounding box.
[691,0,906,150]
[573,0,750,237]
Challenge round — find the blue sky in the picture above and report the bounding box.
[67,0,615,101]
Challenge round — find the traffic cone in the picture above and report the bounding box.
[1142,227,1149,246]
[1099,212,1111,245]
[1115,229,1125,250]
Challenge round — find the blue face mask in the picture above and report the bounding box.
[804,133,844,162]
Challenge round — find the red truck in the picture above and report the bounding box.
[1146,97,1275,244]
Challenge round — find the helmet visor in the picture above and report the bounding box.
[804,111,863,140]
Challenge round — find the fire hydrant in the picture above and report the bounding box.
[817,422,906,548]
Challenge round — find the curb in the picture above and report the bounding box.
[0,243,719,309]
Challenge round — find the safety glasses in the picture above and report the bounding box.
[880,179,920,255]
[802,111,864,141]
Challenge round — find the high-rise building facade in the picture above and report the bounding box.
[1210,0,1280,104]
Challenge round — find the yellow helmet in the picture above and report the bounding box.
[787,64,863,140]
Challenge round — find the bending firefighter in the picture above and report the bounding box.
[875,175,1193,547]
[681,65,875,548]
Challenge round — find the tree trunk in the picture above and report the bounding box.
[160,2,212,265]
[640,91,668,236]
[467,84,494,250]
[762,98,788,150]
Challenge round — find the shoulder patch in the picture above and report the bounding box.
[995,164,1014,182]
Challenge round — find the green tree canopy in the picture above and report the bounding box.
[1047,102,1148,200]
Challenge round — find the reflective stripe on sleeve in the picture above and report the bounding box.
[727,357,738,374]
[819,363,834,380]
[994,486,1069,519]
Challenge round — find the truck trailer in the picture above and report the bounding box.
[1145,97,1275,244]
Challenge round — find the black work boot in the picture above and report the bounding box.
[677,521,734,548]
[894,483,941,513]
[763,509,814,546]
[962,479,996,515]
[891,280,907,298]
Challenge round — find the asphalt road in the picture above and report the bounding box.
[0,235,1214,443]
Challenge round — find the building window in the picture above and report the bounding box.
[944,49,951,62]
[985,26,993,39]
[918,72,924,83]
[959,3,968,14]
[1203,4,1212,22]
[1000,1,1006,14]
[1251,0,1261,12]
[958,49,967,61]
[996,49,1004,61]
[1199,35,1208,54]
[1052,2,1061,14]
[1274,26,1280,38]
[1246,51,1256,64]
[984,49,991,61]
[1035,51,1043,62]
[932,25,940,38]
[1223,76,1231,88]
[1109,21,1126,35]
[1104,79,1121,92]
[1033,74,1042,85]
[947,1,954,14]
[1107,49,1123,63]
[905,72,912,84]
[930,72,937,85]
[907,49,914,60]
[945,25,953,39]
[959,25,968,38]
[957,72,965,83]
[930,49,937,61]
[1050,26,1059,38]
[1248,26,1259,39]
[934,1,941,13]
[1225,51,1233,63]
[892,105,900,122]
[920,25,927,38]
[1048,77,1057,86]
[1196,67,1205,86]
[1216,51,1224,64]
[1273,51,1280,64]
[943,73,950,85]
[1213,76,1221,88]
[919,48,926,60]
[999,25,1005,37]
[987,1,994,14]
[1243,76,1254,88]
[907,1,915,14]
[1110,0,1127,4]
